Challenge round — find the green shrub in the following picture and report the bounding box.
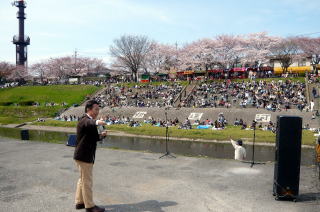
[19,101,35,106]
[0,102,14,106]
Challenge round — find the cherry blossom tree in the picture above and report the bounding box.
[212,35,244,70]
[271,37,300,74]
[242,32,282,68]
[0,61,31,83]
[180,38,217,78]
[31,60,54,83]
[144,42,176,73]
[0,61,15,82]
[294,37,320,74]
[38,56,107,80]
[171,44,189,71]
[47,57,71,80]
[6,65,29,82]
[81,57,107,76]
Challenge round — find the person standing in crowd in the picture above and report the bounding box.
[310,100,315,112]
[312,87,317,98]
[230,138,246,161]
[73,100,107,212]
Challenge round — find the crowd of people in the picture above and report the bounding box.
[182,79,308,111]
[55,114,81,122]
[93,83,183,108]
[55,111,319,136]
[0,82,19,89]
[307,73,320,84]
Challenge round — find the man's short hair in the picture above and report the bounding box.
[237,139,243,146]
[85,100,99,113]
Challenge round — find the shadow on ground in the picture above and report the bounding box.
[298,192,320,202]
[102,200,177,212]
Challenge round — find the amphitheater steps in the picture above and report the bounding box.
[173,82,198,107]
[81,86,108,106]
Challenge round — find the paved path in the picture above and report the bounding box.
[0,137,319,212]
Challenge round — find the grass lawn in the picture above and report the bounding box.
[0,85,101,124]
[0,106,62,124]
[0,85,100,106]
[31,120,316,145]
[0,127,69,144]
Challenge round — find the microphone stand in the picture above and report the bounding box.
[159,108,176,159]
[242,121,265,167]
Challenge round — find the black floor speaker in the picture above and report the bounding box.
[273,115,302,201]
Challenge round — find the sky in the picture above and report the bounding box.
[1,0,320,65]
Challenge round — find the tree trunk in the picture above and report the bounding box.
[313,65,318,75]
[134,71,138,82]
[205,65,209,82]
[281,65,288,74]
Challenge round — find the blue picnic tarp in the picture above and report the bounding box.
[197,125,211,129]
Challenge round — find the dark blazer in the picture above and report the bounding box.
[74,114,101,163]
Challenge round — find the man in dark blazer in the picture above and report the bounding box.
[74,100,107,212]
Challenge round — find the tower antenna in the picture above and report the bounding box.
[12,0,30,71]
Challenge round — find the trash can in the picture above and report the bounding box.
[21,129,29,140]
[66,134,77,147]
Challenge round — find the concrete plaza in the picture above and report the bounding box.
[0,137,319,212]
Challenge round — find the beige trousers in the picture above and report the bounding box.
[75,160,95,208]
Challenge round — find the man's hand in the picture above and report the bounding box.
[101,131,107,137]
[97,120,106,126]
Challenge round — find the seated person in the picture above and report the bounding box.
[239,118,244,126]
[241,122,247,130]
[234,118,240,126]
[303,124,310,130]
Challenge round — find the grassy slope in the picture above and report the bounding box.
[0,106,61,124]
[0,85,99,105]
[0,85,100,124]
[31,120,315,145]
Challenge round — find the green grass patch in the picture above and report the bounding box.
[107,124,315,145]
[0,85,101,125]
[0,106,62,124]
[30,121,315,145]
[32,119,77,128]
[0,85,100,106]
[0,127,68,144]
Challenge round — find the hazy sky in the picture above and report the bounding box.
[1,0,319,65]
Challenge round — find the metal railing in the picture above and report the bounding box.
[13,35,30,44]
[16,11,26,18]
